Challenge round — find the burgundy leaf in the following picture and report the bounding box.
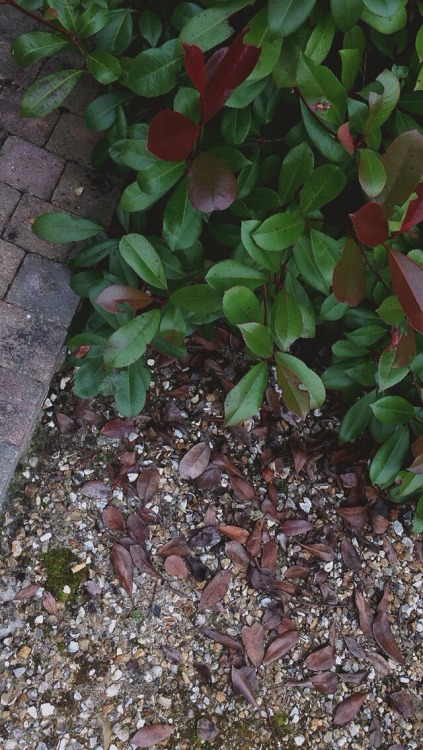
[56,412,77,434]
[344,636,366,660]
[350,202,389,247]
[147,110,200,161]
[279,519,313,537]
[201,627,243,651]
[303,643,336,671]
[204,506,217,526]
[100,418,133,438]
[263,630,299,664]
[197,466,221,490]
[354,588,374,638]
[196,718,220,742]
[261,539,278,573]
[283,565,310,579]
[218,525,249,544]
[375,129,423,218]
[130,545,160,578]
[42,591,58,616]
[127,512,148,544]
[333,692,367,726]
[364,650,392,675]
[299,543,335,562]
[188,153,237,212]
[162,646,183,663]
[225,540,250,569]
[202,30,261,122]
[136,468,160,502]
[311,671,338,694]
[241,622,265,667]
[372,611,404,664]
[14,584,40,601]
[340,538,362,573]
[95,284,152,313]
[229,475,255,501]
[399,183,423,233]
[388,248,423,334]
[130,724,174,748]
[111,542,134,597]
[197,570,231,612]
[289,433,307,473]
[211,453,243,477]
[339,671,368,685]
[332,237,366,306]
[389,690,414,718]
[102,505,126,534]
[336,505,368,533]
[246,518,263,559]
[231,665,258,707]
[80,480,109,499]
[182,43,205,96]
[164,555,189,579]
[179,441,211,480]
[337,122,355,156]
[156,537,191,559]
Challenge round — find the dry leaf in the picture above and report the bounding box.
[339,671,368,685]
[310,672,338,694]
[111,542,134,597]
[231,666,258,707]
[211,453,243,477]
[263,630,299,664]
[225,540,250,569]
[102,505,126,534]
[127,513,148,544]
[130,724,174,748]
[344,636,366,660]
[246,518,263,559]
[336,505,368,533]
[156,537,191,559]
[179,442,211,480]
[204,506,217,526]
[130,545,160,578]
[100,418,133,438]
[303,644,336,671]
[372,611,404,664]
[300,543,335,561]
[289,433,307,473]
[201,627,242,651]
[283,565,310,579]
[389,690,414,718]
[333,692,367,726]
[136,468,160,501]
[81,480,109,499]
[230,475,255,501]
[364,651,392,675]
[279,519,313,536]
[261,539,278,572]
[197,570,231,612]
[354,588,374,637]
[196,465,222,490]
[340,538,362,572]
[164,555,189,579]
[42,591,58,616]
[56,412,77,434]
[241,622,265,668]
[196,718,220,741]
[13,584,40,601]
[217,525,249,544]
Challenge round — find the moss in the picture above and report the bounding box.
[41,547,86,604]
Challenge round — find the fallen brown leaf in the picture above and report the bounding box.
[179,442,211,480]
[197,570,231,612]
[241,622,265,668]
[333,692,367,726]
[130,724,174,748]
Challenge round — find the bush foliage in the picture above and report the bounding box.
[9,0,423,530]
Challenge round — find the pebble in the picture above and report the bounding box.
[67,641,79,653]
[41,703,54,717]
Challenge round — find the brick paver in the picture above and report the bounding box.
[0,136,65,199]
[0,240,25,297]
[0,367,45,449]
[3,193,72,259]
[47,112,102,166]
[0,182,20,233]
[52,162,122,222]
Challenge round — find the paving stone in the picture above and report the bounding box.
[0,36,43,82]
[3,193,71,260]
[0,439,20,507]
[40,61,99,115]
[1,6,40,37]
[0,241,25,298]
[6,253,79,326]
[0,136,65,199]
[0,182,21,234]
[46,112,101,166]
[0,367,45,448]
[0,78,60,147]
[0,300,66,384]
[52,162,122,224]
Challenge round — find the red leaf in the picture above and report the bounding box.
[337,122,355,156]
[229,475,255,501]
[111,542,134,597]
[375,129,423,218]
[130,724,174,748]
[100,418,133,438]
[372,611,404,664]
[42,591,58,616]
[188,153,237,212]
[197,570,231,612]
[279,519,313,536]
[388,248,423,334]
[217,525,249,544]
[399,183,423,233]
[201,627,243,651]
[299,543,335,562]
[263,630,299,664]
[333,692,367,726]
[95,285,152,313]
[311,672,338,694]
[224,540,250,569]
[350,202,389,247]
[164,555,189,579]
[182,43,205,96]
[136,468,160,502]
[102,505,126,534]
[354,588,374,638]
[14,584,40,601]
[231,665,258,707]
[147,110,200,161]
[179,441,211,480]
[241,622,265,667]
[303,644,336,671]
[202,30,261,122]
[127,512,148,544]
[332,237,366,306]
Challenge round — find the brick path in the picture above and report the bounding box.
[0,7,121,507]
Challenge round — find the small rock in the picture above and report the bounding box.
[11,540,22,557]
[17,645,31,659]
[67,641,79,653]
[41,703,54,717]
[27,706,38,719]
[106,684,120,697]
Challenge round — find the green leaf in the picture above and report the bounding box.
[361,6,407,34]
[170,285,222,314]
[163,179,202,251]
[272,27,308,88]
[223,286,264,325]
[299,166,346,212]
[114,360,151,417]
[275,351,325,410]
[412,497,423,534]
[128,48,181,97]
[284,272,316,338]
[137,159,184,195]
[20,69,82,117]
[119,183,161,213]
[369,426,409,488]
[304,14,335,64]
[292,234,328,295]
[268,0,317,38]
[252,213,305,251]
[11,32,70,68]
[85,93,129,132]
[300,101,347,162]
[330,0,364,31]
[416,25,423,63]
[271,290,302,351]
[358,149,386,198]
[179,1,251,50]
[278,142,314,204]
[139,9,162,47]
[77,5,109,38]
[74,239,117,268]
[371,396,414,425]
[238,323,273,358]
[224,361,268,426]
[221,107,252,146]
[32,213,102,243]
[119,234,167,290]
[96,9,133,55]
[310,230,342,293]
[340,49,362,90]
[389,472,423,501]
[206,261,266,292]
[377,349,409,391]
[275,360,310,418]
[103,310,160,369]
[332,236,366,306]
[374,130,423,218]
[339,389,377,442]
[364,70,401,134]
[243,10,282,80]
[297,54,347,127]
[346,325,387,347]
[376,296,404,326]
[241,220,283,272]
[362,0,402,17]
[86,50,121,84]
[332,340,368,359]
[320,293,349,320]
[47,0,78,33]
[73,357,111,399]
[174,86,200,122]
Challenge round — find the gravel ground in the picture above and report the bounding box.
[1,347,422,750]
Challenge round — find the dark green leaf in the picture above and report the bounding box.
[252,213,305,251]
[206,260,266,292]
[128,48,181,97]
[299,166,346,212]
[170,285,222,314]
[223,286,263,325]
[163,179,202,251]
[32,213,102,243]
[137,159,184,195]
[369,426,409,487]
[139,10,162,47]
[224,361,268,426]
[11,32,69,68]
[103,310,160,368]
[297,55,347,127]
[96,9,133,55]
[271,290,302,351]
[358,149,386,198]
[221,107,252,145]
[278,142,314,204]
[339,389,377,442]
[86,50,121,84]
[179,1,251,50]
[304,14,335,64]
[85,93,129,132]
[268,0,317,38]
[238,323,273,358]
[20,69,82,117]
[370,396,414,425]
[377,350,409,391]
[114,360,151,417]
[330,0,364,31]
[119,234,167,290]
[73,357,111,399]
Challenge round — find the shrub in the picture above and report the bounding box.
[9,0,423,530]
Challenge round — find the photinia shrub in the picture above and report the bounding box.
[8,0,423,531]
